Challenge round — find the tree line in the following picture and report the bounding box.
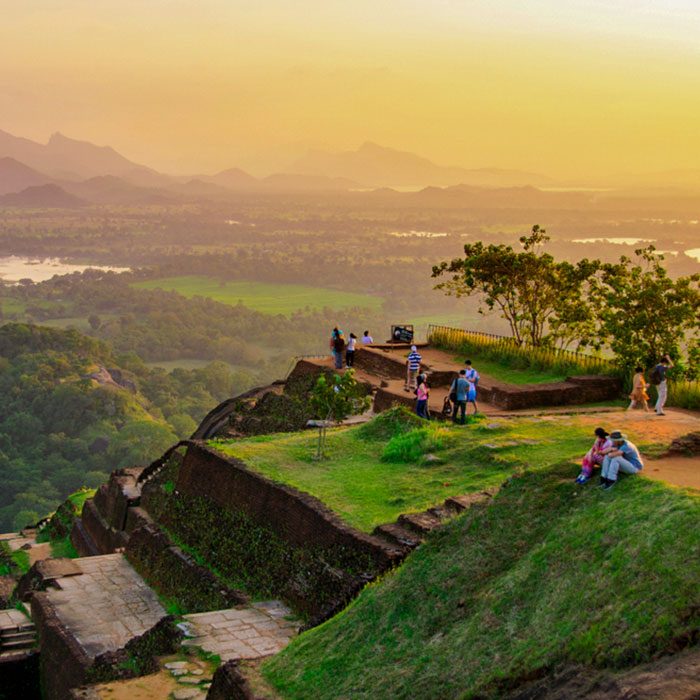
[433,226,700,374]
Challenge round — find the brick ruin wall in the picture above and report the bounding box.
[175,442,397,569]
[72,441,402,622]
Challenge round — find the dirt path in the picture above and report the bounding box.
[575,408,700,491]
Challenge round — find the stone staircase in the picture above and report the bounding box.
[373,492,493,554]
[0,608,36,657]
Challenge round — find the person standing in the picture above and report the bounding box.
[346,333,357,367]
[464,359,480,414]
[651,354,674,416]
[361,330,373,345]
[405,345,422,392]
[416,380,430,419]
[627,366,650,412]
[450,370,469,425]
[332,329,346,370]
[599,431,643,490]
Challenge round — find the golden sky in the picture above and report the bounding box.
[2,1,700,179]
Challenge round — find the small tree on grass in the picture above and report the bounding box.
[310,370,370,458]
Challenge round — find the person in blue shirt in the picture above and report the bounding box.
[450,369,470,425]
[464,359,480,415]
[600,430,643,490]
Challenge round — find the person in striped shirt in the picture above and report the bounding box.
[405,345,422,391]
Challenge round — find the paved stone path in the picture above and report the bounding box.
[182,600,298,661]
[44,553,167,657]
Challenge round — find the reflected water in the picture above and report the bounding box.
[0,256,129,283]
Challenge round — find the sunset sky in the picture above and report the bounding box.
[2,0,699,179]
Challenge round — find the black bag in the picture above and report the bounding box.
[650,366,663,386]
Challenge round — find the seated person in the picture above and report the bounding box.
[600,431,643,490]
[575,427,613,484]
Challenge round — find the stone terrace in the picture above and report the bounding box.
[289,344,621,415]
[183,600,299,661]
[35,553,167,658]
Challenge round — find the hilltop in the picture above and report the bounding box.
[0,323,255,532]
[1,339,699,699]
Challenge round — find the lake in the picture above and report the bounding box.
[572,237,654,245]
[0,256,130,283]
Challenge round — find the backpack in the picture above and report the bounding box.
[650,365,663,386]
[467,368,479,385]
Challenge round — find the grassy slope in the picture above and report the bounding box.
[264,463,700,699]
[132,276,382,315]
[210,413,640,533]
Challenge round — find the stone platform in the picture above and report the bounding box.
[183,600,299,661]
[36,554,167,658]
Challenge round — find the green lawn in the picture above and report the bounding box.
[264,463,700,699]
[465,356,569,384]
[132,276,383,315]
[209,410,626,533]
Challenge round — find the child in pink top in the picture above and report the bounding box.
[415,381,430,419]
[576,428,613,484]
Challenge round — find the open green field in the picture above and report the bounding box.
[264,461,700,699]
[132,276,383,315]
[209,409,655,533]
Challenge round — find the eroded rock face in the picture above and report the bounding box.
[664,431,700,456]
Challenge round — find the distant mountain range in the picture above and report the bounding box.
[0,128,698,209]
[289,142,554,188]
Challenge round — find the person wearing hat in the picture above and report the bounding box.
[405,345,422,392]
[600,431,643,490]
[575,427,614,484]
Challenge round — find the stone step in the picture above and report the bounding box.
[0,637,35,650]
[427,505,453,521]
[372,523,423,550]
[0,623,35,635]
[1,627,35,637]
[397,512,443,535]
[444,493,491,514]
[1,630,36,642]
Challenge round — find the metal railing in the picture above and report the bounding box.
[427,324,618,376]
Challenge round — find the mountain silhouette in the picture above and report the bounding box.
[0,130,162,182]
[0,183,86,208]
[0,157,54,195]
[290,142,553,188]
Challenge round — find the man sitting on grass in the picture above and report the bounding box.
[599,430,643,490]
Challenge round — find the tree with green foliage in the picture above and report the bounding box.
[592,246,700,372]
[432,226,599,348]
[309,370,370,458]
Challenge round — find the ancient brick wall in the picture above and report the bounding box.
[31,593,92,700]
[176,442,398,569]
[125,523,248,612]
[353,347,407,380]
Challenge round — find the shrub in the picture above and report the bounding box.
[381,425,453,463]
[357,406,424,441]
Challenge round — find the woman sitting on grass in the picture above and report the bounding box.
[575,427,614,484]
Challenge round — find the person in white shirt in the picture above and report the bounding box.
[346,333,357,367]
[361,330,373,345]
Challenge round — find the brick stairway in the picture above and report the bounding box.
[373,492,493,554]
[0,608,36,657]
